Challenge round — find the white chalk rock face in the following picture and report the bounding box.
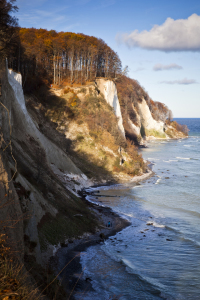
[7,70,27,118]
[138,98,165,136]
[96,79,125,136]
[128,118,141,136]
[7,69,81,175]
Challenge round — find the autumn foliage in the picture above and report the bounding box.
[169,120,189,135]
[7,28,122,92]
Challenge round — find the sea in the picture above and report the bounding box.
[75,118,200,300]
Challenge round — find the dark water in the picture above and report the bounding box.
[174,118,200,137]
[75,119,200,300]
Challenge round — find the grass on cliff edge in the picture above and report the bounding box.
[42,88,146,177]
[144,129,166,139]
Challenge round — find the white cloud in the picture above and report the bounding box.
[117,14,200,52]
[154,63,182,71]
[160,78,197,85]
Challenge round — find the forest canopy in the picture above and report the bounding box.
[7,28,122,91]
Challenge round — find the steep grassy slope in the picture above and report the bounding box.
[32,82,147,180]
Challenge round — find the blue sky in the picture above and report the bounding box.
[15,0,200,117]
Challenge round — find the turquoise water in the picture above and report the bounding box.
[76,119,200,300]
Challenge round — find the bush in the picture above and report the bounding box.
[63,87,72,94]
[80,87,86,93]
[76,134,84,142]
[171,121,189,135]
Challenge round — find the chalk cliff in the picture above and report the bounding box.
[96,79,125,136]
[127,97,187,141]
[129,98,166,140]
[0,67,98,265]
[6,69,81,175]
[115,75,188,143]
[93,79,186,142]
[0,66,187,270]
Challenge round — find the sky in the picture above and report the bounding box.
[14,0,200,117]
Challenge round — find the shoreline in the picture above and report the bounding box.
[52,169,154,298]
[53,200,131,298]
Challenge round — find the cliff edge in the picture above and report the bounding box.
[0,67,101,268]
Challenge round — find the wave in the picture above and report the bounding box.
[133,185,144,189]
[179,236,200,248]
[165,225,200,248]
[123,258,165,286]
[148,158,160,161]
[165,225,181,234]
[163,159,179,163]
[80,245,172,300]
[178,207,200,218]
[99,243,171,298]
[176,157,191,160]
[85,195,106,207]
[155,178,162,185]
[85,184,123,193]
[152,221,165,228]
[121,259,176,300]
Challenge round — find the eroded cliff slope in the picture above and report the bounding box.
[0,67,100,268]
[0,67,187,271]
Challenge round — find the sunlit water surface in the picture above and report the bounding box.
[75,119,200,300]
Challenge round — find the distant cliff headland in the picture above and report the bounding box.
[0,26,188,299]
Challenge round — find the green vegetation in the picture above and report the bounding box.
[165,127,174,138]
[170,121,189,136]
[38,213,97,251]
[42,86,147,178]
[0,3,188,300]
[145,129,166,139]
[80,87,86,93]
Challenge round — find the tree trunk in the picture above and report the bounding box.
[18,44,20,73]
[71,51,74,83]
[53,55,56,85]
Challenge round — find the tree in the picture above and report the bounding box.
[0,0,19,59]
[168,110,173,122]
[7,28,122,91]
